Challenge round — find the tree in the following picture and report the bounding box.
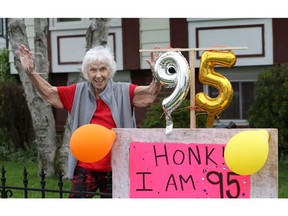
[247,64,288,158]
[58,18,111,176]
[8,18,57,177]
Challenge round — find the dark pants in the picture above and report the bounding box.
[69,166,112,198]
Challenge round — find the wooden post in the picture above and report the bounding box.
[189,50,196,128]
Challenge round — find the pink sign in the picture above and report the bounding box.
[129,142,250,198]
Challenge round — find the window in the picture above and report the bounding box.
[208,81,256,120]
[56,18,82,22]
[0,18,3,37]
[50,18,89,30]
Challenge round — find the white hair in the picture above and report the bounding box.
[81,46,117,80]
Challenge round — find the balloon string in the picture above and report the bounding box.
[176,105,207,113]
[158,105,220,122]
[187,105,220,120]
[159,105,208,119]
[170,105,220,121]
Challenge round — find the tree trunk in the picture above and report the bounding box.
[85,18,112,50]
[8,18,57,177]
[59,18,111,177]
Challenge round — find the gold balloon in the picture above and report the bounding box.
[195,50,237,127]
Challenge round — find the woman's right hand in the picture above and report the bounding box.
[16,44,35,74]
[145,44,160,75]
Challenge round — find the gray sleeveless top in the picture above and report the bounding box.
[67,79,136,179]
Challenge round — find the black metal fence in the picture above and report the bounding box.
[0,166,112,198]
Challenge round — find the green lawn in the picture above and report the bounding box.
[278,159,288,198]
[1,160,288,198]
[1,161,72,198]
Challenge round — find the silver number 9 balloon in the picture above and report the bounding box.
[154,51,191,135]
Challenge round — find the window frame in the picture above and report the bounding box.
[0,18,4,37]
[206,81,256,126]
[49,18,90,30]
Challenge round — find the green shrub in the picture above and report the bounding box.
[0,48,12,81]
[248,64,288,158]
[0,48,36,162]
[0,128,12,161]
[140,98,207,128]
[0,128,37,162]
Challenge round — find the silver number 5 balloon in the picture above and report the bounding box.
[154,51,191,135]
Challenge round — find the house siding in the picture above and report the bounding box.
[272,18,288,64]
[139,18,170,69]
[7,18,288,130]
[122,18,140,70]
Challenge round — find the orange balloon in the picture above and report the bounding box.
[70,124,116,163]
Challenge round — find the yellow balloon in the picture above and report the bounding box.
[224,130,269,175]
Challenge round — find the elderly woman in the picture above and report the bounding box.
[16,44,161,198]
